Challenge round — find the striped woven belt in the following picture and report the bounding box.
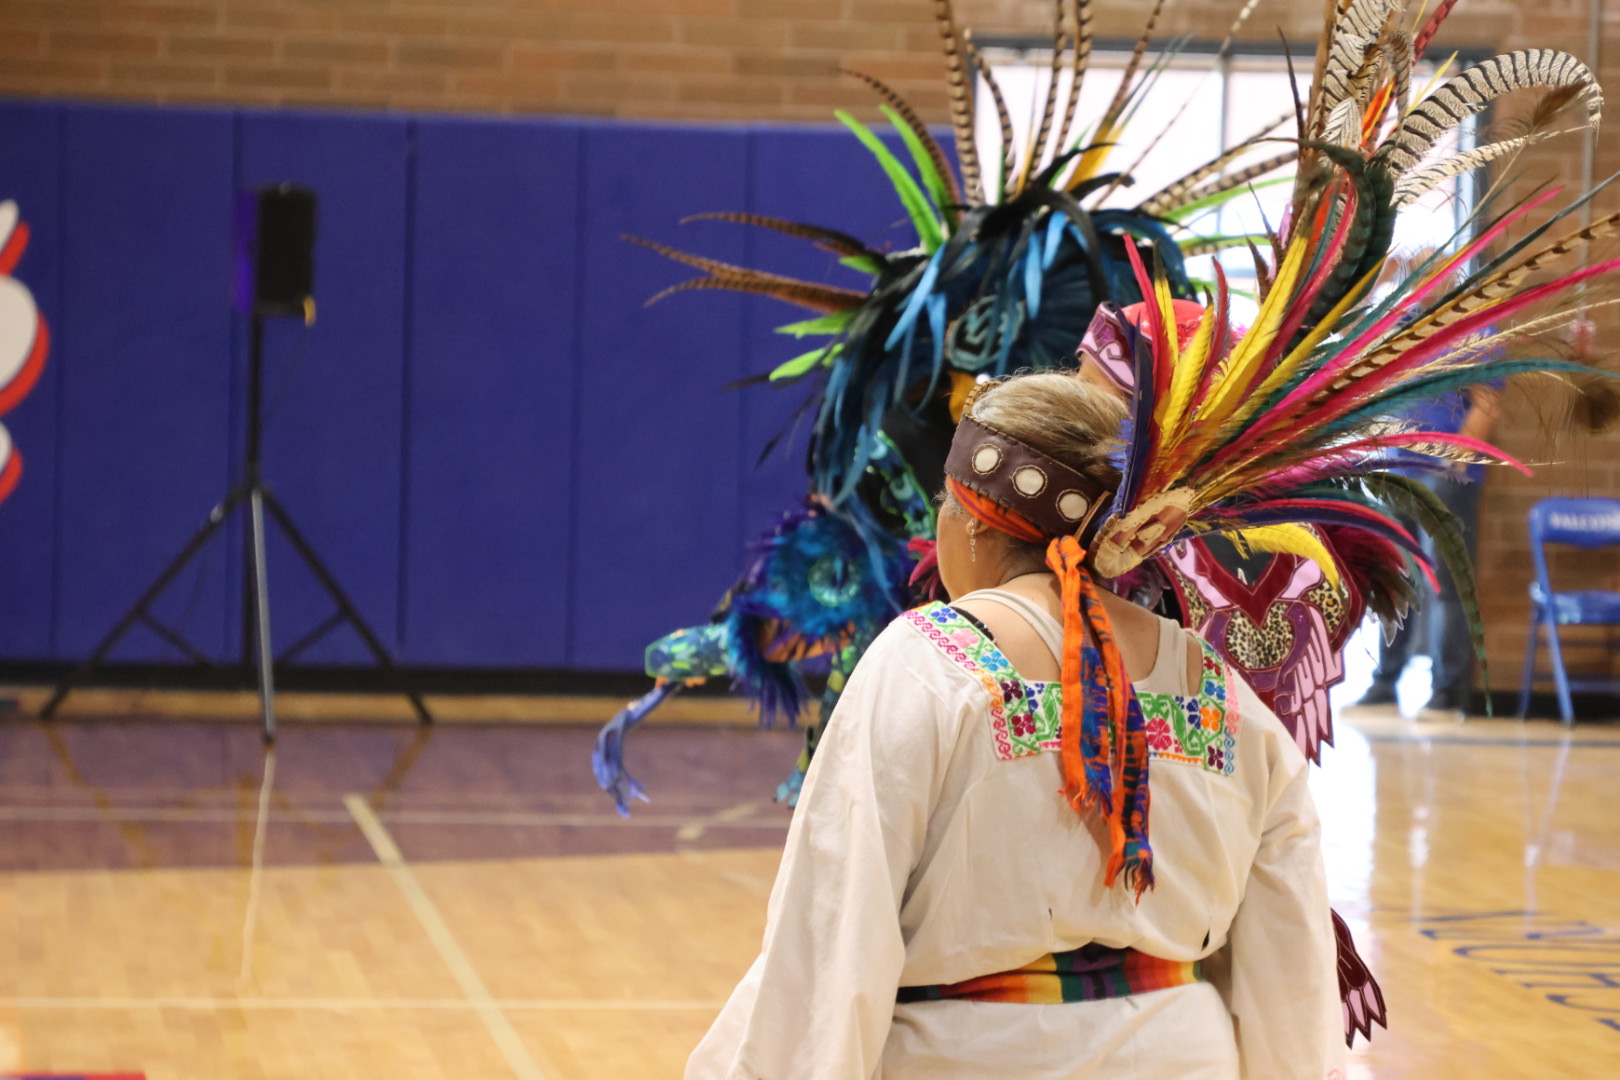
[897,943,1202,1005]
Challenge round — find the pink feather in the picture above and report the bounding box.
[1273,187,1564,415]
[1311,255,1620,421]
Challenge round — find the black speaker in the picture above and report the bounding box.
[235,184,316,319]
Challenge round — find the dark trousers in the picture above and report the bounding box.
[1372,474,1483,698]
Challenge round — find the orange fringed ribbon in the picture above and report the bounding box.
[947,480,1154,897]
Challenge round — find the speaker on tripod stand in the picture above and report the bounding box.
[41,184,432,740]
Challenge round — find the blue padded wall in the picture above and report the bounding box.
[0,103,62,660]
[237,111,411,664]
[571,125,750,669]
[0,101,926,673]
[56,106,236,662]
[736,126,922,549]
[404,117,581,667]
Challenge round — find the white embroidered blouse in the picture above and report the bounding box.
[686,597,1346,1080]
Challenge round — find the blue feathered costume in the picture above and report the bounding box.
[593,0,1291,813]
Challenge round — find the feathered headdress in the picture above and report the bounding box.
[631,0,1293,531]
[1087,0,1610,699]
[595,0,1292,810]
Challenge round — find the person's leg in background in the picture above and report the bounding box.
[1420,472,1484,719]
[1354,508,1423,708]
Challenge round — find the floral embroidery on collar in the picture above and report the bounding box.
[902,602,1237,776]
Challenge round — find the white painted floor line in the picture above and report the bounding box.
[676,800,766,842]
[0,804,789,829]
[0,996,725,1012]
[239,747,277,986]
[345,793,553,1080]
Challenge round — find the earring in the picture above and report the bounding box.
[970,526,977,562]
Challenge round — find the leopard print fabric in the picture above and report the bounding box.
[1222,604,1295,669]
[1305,579,1348,637]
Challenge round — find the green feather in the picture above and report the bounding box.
[1166,176,1293,223]
[769,343,842,382]
[879,105,958,231]
[775,313,854,338]
[839,254,883,275]
[836,110,945,253]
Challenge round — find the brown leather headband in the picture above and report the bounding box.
[944,414,1116,545]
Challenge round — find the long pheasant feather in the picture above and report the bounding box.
[1344,199,1620,383]
[679,213,877,258]
[627,235,866,312]
[1281,186,1564,406]
[964,30,1016,202]
[841,71,961,211]
[933,0,983,203]
[1071,0,1165,185]
[1017,0,1070,195]
[1374,49,1602,178]
[1392,126,1582,207]
[1154,151,1296,220]
[1051,0,1094,161]
[1308,257,1620,425]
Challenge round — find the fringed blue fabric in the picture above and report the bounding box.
[592,681,682,816]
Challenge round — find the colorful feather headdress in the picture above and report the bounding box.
[595,0,1294,813]
[941,7,1614,904]
[1083,0,1611,698]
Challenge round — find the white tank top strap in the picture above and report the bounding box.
[951,587,1066,663]
[1138,615,1193,696]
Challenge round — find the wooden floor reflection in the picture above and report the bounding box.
[0,705,1614,1078]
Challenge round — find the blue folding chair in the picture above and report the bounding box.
[1517,496,1620,725]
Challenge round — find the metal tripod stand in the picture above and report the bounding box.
[39,315,433,741]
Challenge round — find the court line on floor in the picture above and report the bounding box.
[0,805,790,828]
[0,996,725,1011]
[1356,733,1620,749]
[344,793,553,1080]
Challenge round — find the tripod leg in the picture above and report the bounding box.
[248,488,278,743]
[40,486,249,719]
[261,490,433,725]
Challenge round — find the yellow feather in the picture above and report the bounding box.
[1158,303,1215,439]
[1194,235,1311,428]
[1068,121,1117,187]
[1410,0,1434,34]
[1140,270,1189,490]
[1154,270,1179,370]
[1230,524,1342,588]
[1225,257,1385,434]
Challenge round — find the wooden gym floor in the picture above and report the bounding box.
[0,690,1615,1078]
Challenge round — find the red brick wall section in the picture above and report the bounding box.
[3,0,1620,684]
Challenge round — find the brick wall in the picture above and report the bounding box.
[3,0,1620,686]
[0,0,1532,117]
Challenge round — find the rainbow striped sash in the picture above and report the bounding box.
[897,943,1202,1005]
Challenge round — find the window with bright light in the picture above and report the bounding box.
[979,45,1475,320]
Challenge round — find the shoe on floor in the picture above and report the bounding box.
[1350,680,1399,708]
[1418,689,1466,722]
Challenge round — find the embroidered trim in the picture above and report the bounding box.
[902,603,1238,776]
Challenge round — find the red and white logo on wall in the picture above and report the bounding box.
[0,199,49,507]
